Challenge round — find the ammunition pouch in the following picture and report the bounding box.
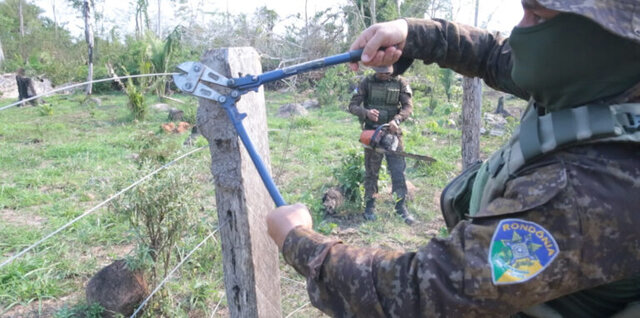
[440,160,483,231]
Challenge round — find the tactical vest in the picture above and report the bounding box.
[441,101,640,230]
[364,77,402,128]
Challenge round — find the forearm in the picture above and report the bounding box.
[394,94,413,122]
[403,18,529,99]
[348,90,368,121]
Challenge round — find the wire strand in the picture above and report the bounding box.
[130,220,227,318]
[284,301,311,318]
[0,73,178,111]
[209,294,225,318]
[0,146,205,270]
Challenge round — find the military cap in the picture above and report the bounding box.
[537,0,640,43]
[372,65,393,73]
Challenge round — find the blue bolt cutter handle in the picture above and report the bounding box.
[174,49,365,206]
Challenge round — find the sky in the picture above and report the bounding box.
[33,0,524,38]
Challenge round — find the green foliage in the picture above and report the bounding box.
[333,149,365,205]
[315,64,355,107]
[112,166,199,315]
[181,105,197,126]
[439,68,455,102]
[125,79,147,121]
[54,301,104,318]
[316,221,338,235]
[37,103,54,116]
[290,116,314,129]
[0,0,80,84]
[132,132,180,165]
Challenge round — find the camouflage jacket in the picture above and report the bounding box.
[283,19,640,317]
[348,75,413,129]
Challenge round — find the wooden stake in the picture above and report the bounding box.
[198,47,282,318]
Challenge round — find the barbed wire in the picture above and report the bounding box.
[0,73,178,111]
[285,301,311,318]
[0,146,206,270]
[130,219,228,318]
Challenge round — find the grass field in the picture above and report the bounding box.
[0,87,525,317]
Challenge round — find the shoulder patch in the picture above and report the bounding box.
[489,219,559,285]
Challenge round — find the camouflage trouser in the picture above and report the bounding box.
[363,141,407,201]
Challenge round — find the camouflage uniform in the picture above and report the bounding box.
[16,69,38,106]
[283,3,640,317]
[348,75,413,213]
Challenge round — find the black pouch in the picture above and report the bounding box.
[440,160,483,231]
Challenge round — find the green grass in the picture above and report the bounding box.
[0,88,527,317]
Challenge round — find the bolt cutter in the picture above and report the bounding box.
[174,49,364,207]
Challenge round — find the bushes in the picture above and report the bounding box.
[111,166,200,316]
[332,149,365,206]
[315,64,358,107]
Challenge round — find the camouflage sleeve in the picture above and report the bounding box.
[395,77,413,123]
[282,144,640,317]
[348,77,369,121]
[403,18,530,100]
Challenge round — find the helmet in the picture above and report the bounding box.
[537,0,640,43]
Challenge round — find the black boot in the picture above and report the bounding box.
[395,198,415,225]
[363,198,377,221]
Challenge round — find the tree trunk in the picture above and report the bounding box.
[369,0,377,24]
[84,0,94,95]
[305,0,309,39]
[0,38,4,67]
[53,0,57,39]
[156,0,161,36]
[199,47,282,318]
[461,77,482,169]
[19,0,24,37]
[461,0,482,170]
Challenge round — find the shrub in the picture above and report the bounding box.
[37,103,54,116]
[132,132,180,166]
[316,64,356,107]
[126,81,147,121]
[111,166,199,315]
[332,149,365,205]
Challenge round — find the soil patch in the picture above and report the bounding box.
[0,209,47,228]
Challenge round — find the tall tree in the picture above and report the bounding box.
[18,0,24,37]
[0,38,4,67]
[134,0,150,37]
[83,0,95,94]
[461,0,482,169]
[52,0,57,38]
[156,0,161,36]
[369,0,377,24]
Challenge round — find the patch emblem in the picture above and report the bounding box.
[489,219,559,285]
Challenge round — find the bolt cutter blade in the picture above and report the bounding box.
[173,61,203,93]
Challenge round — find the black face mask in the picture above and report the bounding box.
[509,13,640,111]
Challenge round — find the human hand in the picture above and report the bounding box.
[367,109,380,122]
[388,119,399,134]
[349,19,409,71]
[267,203,313,251]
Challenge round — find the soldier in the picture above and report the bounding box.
[15,68,38,106]
[267,1,640,317]
[348,65,415,224]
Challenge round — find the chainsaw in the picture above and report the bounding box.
[359,124,436,163]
